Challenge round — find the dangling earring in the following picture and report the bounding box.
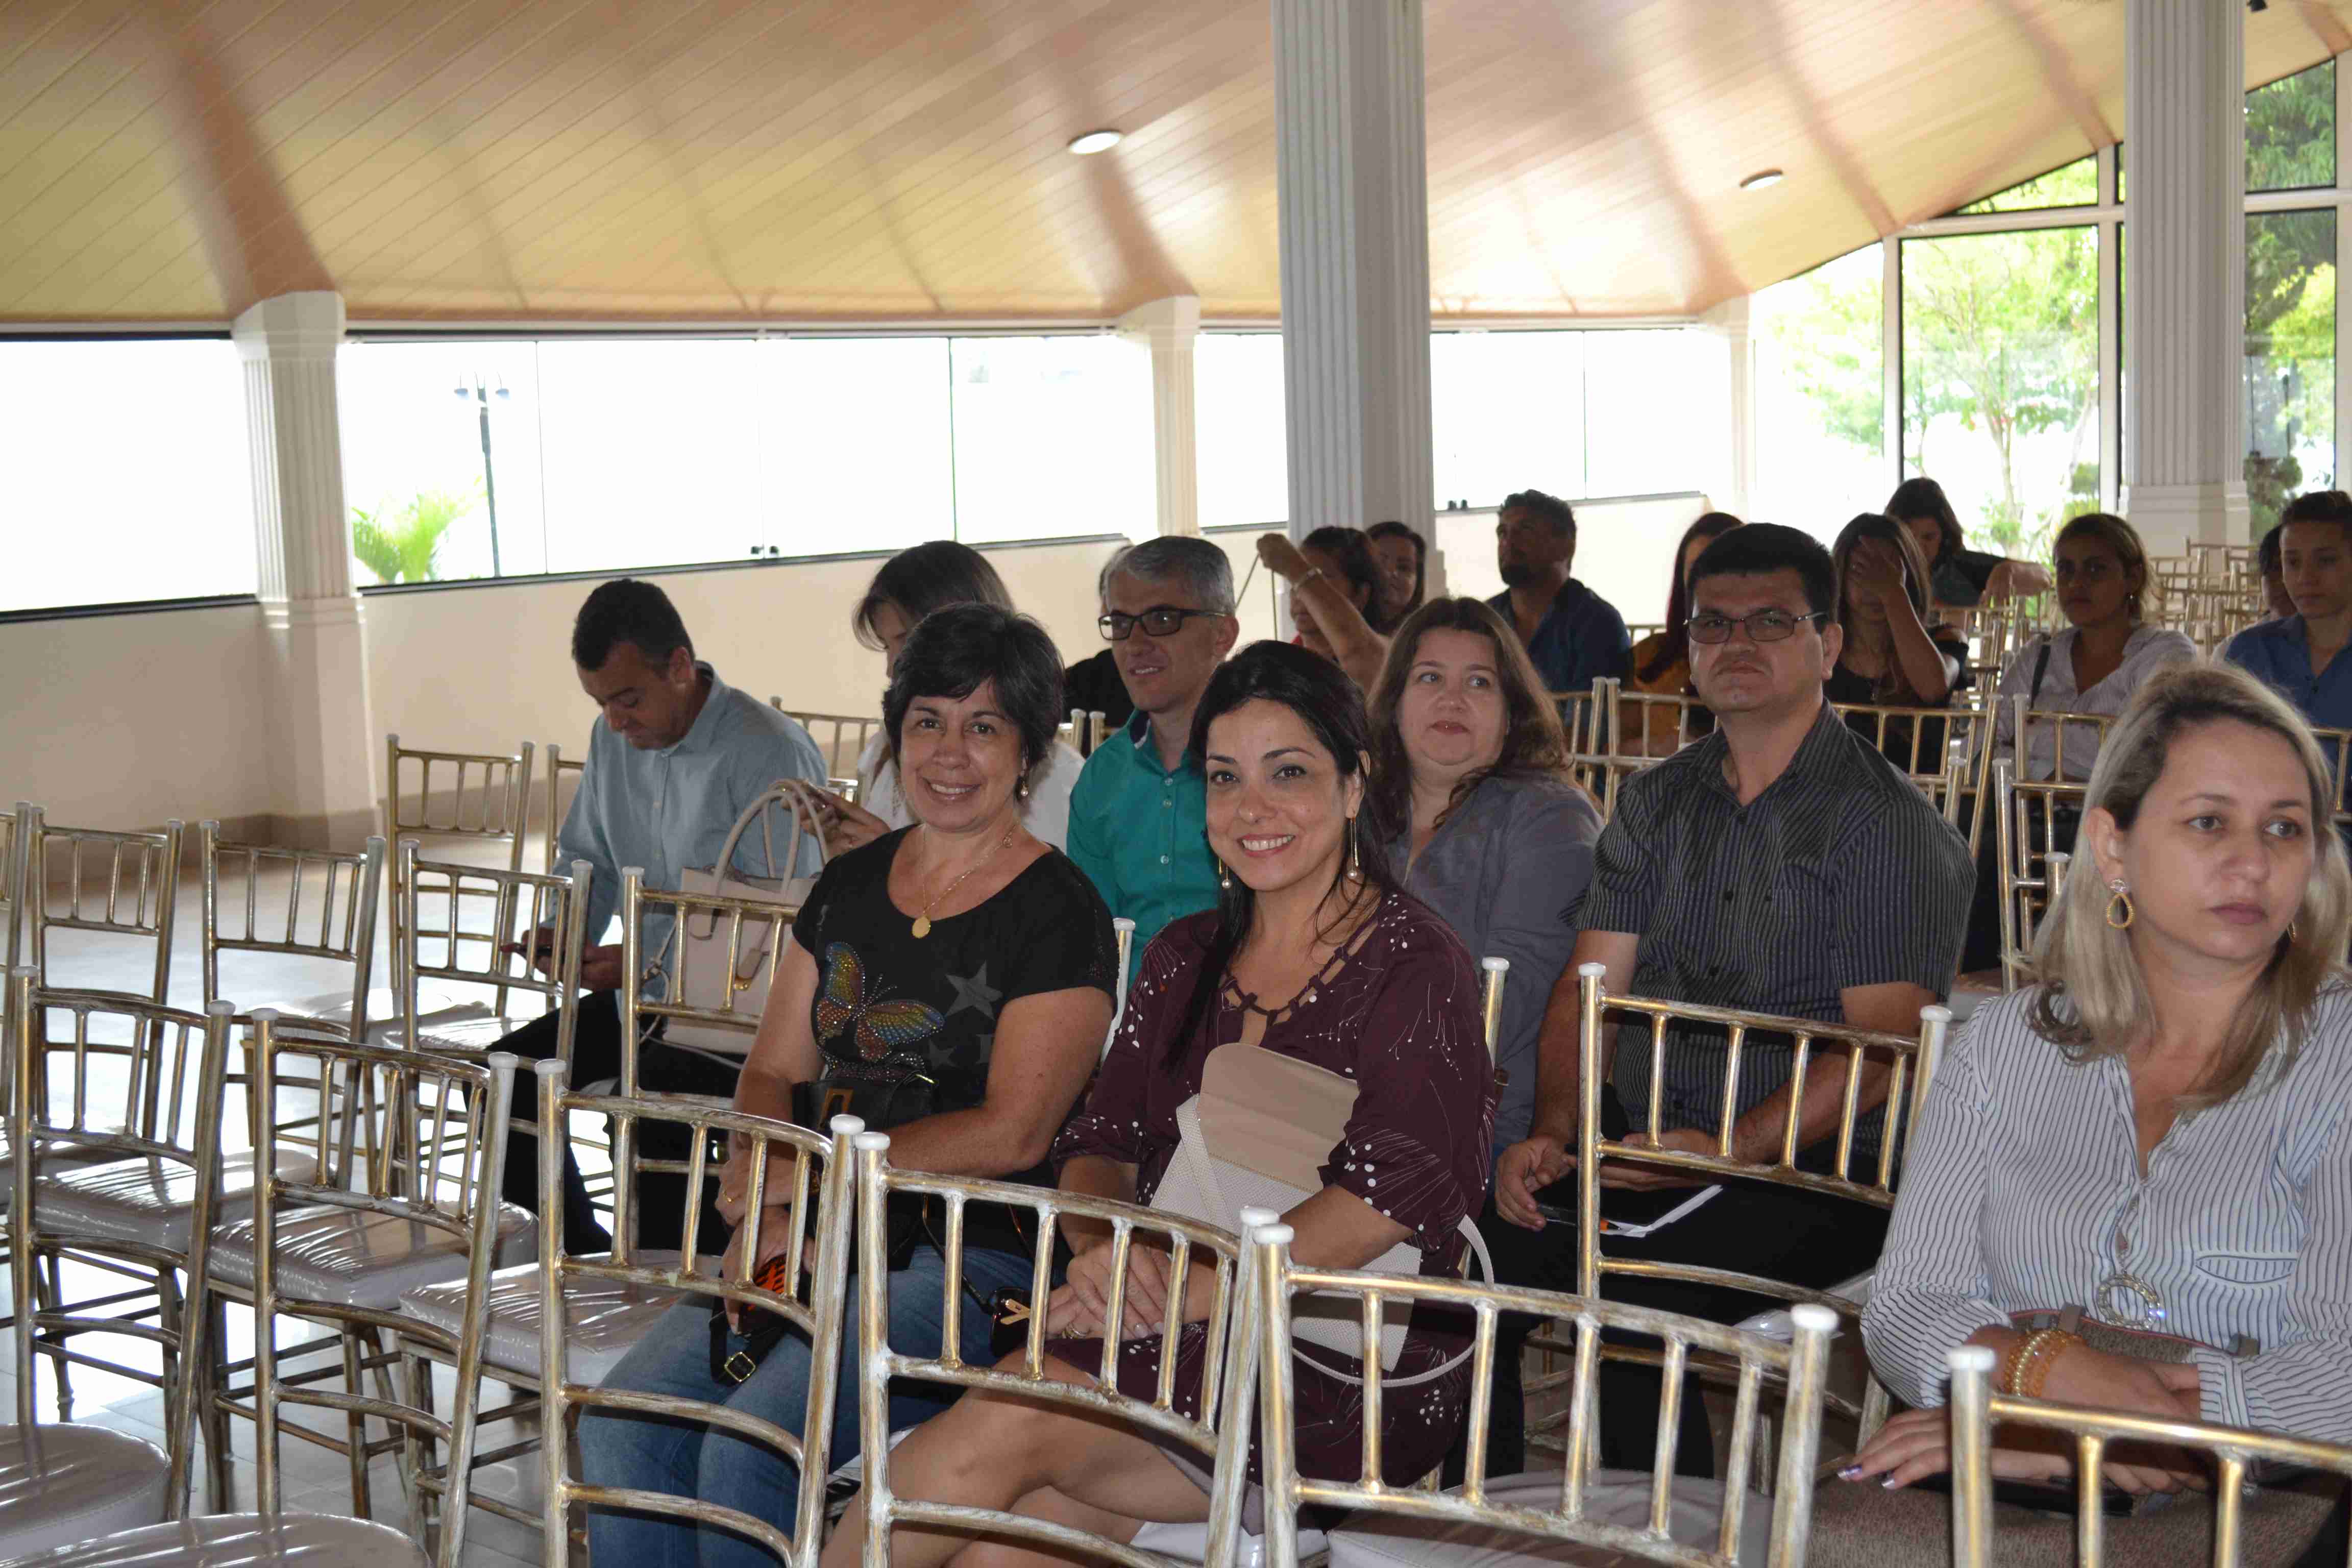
[1218,860,1233,892]
[2104,878,2135,931]
[1345,817,1363,883]
[2286,919,2300,946]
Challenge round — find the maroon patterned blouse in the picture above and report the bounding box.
[1048,891,1497,1487]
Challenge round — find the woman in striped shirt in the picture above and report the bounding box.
[1850,662,2352,1493]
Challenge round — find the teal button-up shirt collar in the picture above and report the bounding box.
[1066,710,1220,984]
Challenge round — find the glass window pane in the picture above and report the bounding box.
[948,336,1152,545]
[1584,330,1723,498]
[1956,156,2098,215]
[3,339,255,613]
[2246,208,2337,531]
[1431,330,1585,507]
[2248,60,2334,193]
[1755,243,1886,544]
[1901,227,2099,561]
[768,337,951,556]
[339,339,546,583]
[1195,333,1288,529]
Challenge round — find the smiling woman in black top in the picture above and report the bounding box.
[579,602,1115,1568]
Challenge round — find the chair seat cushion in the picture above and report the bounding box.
[34,1150,321,1254]
[1131,1520,1327,1565]
[207,1201,537,1308]
[1328,1468,1763,1567]
[371,1011,521,1056]
[285,985,487,1043]
[0,1511,427,1565]
[0,1424,170,1560]
[399,1252,707,1383]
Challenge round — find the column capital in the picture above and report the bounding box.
[1699,293,1753,341]
[232,290,346,361]
[1116,295,1202,352]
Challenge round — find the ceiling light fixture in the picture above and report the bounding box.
[1068,129,1124,156]
[1739,168,1785,192]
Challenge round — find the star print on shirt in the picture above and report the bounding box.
[943,963,1003,1021]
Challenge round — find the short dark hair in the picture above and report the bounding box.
[1501,489,1576,546]
[854,541,1014,651]
[2280,489,2352,543]
[1686,522,1837,619]
[573,578,693,670]
[883,602,1065,777]
[1885,477,1963,565]
[1301,526,1382,609]
[1364,520,1427,562]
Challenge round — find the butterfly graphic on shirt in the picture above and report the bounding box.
[814,942,945,1062]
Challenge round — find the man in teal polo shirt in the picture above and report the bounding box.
[1067,537,1241,981]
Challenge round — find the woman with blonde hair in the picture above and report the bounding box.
[1845,663,2352,1549]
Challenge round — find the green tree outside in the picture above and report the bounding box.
[350,485,479,585]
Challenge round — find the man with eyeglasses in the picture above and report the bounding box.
[1066,537,1242,983]
[1474,523,1973,1478]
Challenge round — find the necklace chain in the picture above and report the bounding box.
[911,819,1019,939]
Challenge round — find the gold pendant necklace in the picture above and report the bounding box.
[911,818,1019,939]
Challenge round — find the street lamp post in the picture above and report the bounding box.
[455,375,510,576]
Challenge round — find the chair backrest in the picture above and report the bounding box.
[383,734,536,862]
[1253,1220,1838,1568]
[200,823,386,1036]
[849,1130,1259,1568]
[1830,700,1994,853]
[26,810,181,1004]
[246,1014,517,1565]
[397,839,590,1052]
[533,1061,858,1568]
[1946,1344,2352,1568]
[1992,759,2082,992]
[769,704,881,783]
[541,745,587,877]
[2004,695,2114,785]
[8,971,234,1516]
[2307,723,2352,828]
[1,803,23,973]
[1599,676,1703,761]
[618,868,792,1079]
[1574,964,1949,1444]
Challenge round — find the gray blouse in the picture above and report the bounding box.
[1385,771,1602,1156]
[1863,987,2352,1442]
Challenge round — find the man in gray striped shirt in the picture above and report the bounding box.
[1487,523,1973,1474]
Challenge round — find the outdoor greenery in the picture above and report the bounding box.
[350,485,478,584]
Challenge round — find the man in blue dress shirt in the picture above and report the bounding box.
[1485,488,1631,695]
[2227,490,2352,732]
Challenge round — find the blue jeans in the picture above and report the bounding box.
[580,1243,1034,1568]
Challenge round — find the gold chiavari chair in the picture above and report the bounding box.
[199,824,386,1041]
[531,1063,860,1567]
[845,1130,1259,1568]
[1831,700,1994,854]
[1992,760,2082,992]
[2004,695,2115,786]
[540,745,587,878]
[1941,606,2020,706]
[1523,966,1949,1466]
[769,704,881,795]
[1599,676,1704,762]
[23,811,181,1010]
[4,976,234,1552]
[388,842,587,1061]
[2307,723,2352,831]
[202,1017,536,1527]
[382,736,535,1025]
[1947,1344,2352,1568]
[1272,1230,1839,1568]
[2,803,24,974]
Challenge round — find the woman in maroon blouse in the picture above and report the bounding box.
[818,641,1496,1565]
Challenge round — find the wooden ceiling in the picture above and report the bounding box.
[0,0,2343,327]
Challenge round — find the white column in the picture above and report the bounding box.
[1116,295,1202,537]
[233,290,378,851]
[1272,0,1435,562]
[1702,295,1756,517]
[2121,0,2248,552]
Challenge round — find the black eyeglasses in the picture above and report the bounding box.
[1099,606,1220,641]
[1686,609,1826,645]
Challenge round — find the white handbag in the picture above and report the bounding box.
[651,778,827,1057]
[1150,1042,1488,1385]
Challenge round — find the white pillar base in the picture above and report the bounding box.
[2121,480,2252,556]
[255,596,379,849]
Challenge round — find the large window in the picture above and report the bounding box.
[2246,208,2337,529]
[948,336,1150,544]
[3,338,255,614]
[1430,331,1585,505]
[1754,244,1885,541]
[2248,60,2333,193]
[1901,227,2100,560]
[1194,333,1287,529]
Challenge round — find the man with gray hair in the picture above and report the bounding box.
[1067,537,1241,981]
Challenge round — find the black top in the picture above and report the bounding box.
[1581,700,1972,1159]
[791,828,1117,1246]
[1931,549,2004,608]
[1824,625,1972,770]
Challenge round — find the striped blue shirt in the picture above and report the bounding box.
[1864,987,2352,1442]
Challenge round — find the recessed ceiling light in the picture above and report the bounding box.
[1739,168,1785,192]
[1068,129,1124,156]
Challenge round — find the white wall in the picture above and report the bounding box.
[3,493,1709,835]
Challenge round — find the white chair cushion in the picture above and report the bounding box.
[34,1150,321,1254]
[399,1252,708,1383]
[1328,1468,1766,1567]
[1732,1270,1873,1341]
[207,1201,538,1309]
[0,1511,426,1565]
[0,1424,169,1560]
[1132,1521,1327,1565]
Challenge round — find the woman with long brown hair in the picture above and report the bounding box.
[1621,510,1743,754]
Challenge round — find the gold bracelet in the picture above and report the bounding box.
[1997,1330,2043,1397]
[2018,1329,2082,1401]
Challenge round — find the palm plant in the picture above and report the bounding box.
[350,485,475,584]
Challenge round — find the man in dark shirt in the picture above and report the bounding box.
[1486,488,1631,693]
[1482,523,1973,1475]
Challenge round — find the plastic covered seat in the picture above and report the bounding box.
[0,1511,427,1566]
[369,1010,518,1057]
[32,1151,321,1253]
[399,1250,708,1384]
[281,985,488,1045]
[1328,1469,1766,1567]
[1131,1520,1328,1565]
[205,1201,537,1308]
[0,1425,170,1560]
